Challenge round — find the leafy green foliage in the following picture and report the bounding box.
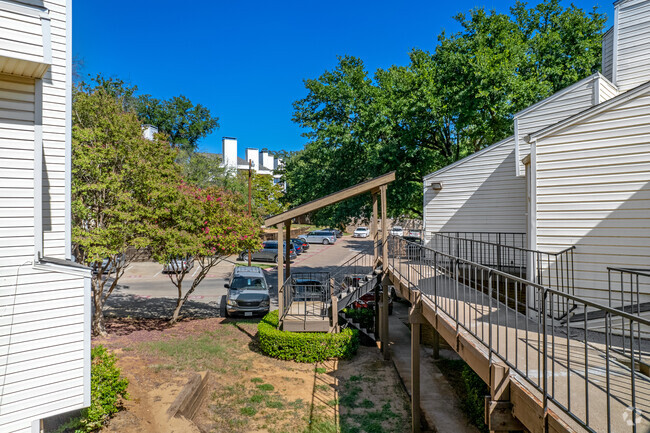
[285,0,605,226]
[176,149,247,195]
[461,364,489,432]
[150,184,262,323]
[343,308,374,333]
[257,311,359,362]
[57,346,129,433]
[72,80,180,335]
[137,94,219,151]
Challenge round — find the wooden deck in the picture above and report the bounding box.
[282,301,331,332]
[388,258,650,433]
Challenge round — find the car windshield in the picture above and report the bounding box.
[356,227,367,231]
[230,277,267,290]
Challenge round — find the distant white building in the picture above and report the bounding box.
[220,137,284,186]
[0,1,91,432]
[423,0,650,309]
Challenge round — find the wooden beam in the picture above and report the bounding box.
[285,221,291,280]
[264,171,396,226]
[372,192,378,263]
[277,223,284,327]
[380,185,388,266]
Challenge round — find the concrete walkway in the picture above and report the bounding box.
[389,301,480,433]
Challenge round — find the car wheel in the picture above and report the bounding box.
[274,255,278,263]
[323,239,329,245]
[220,295,227,318]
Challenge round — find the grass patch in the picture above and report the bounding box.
[240,406,257,416]
[250,377,264,384]
[315,367,327,374]
[315,384,330,392]
[256,383,274,392]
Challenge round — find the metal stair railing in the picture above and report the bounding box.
[429,231,576,320]
[388,235,650,433]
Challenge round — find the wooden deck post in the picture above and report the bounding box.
[372,191,378,263]
[380,185,389,360]
[277,222,284,327]
[381,276,390,360]
[432,328,440,360]
[331,295,338,333]
[285,220,291,280]
[410,290,424,433]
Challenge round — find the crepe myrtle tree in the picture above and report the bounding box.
[151,182,262,324]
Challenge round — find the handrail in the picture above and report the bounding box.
[387,234,650,433]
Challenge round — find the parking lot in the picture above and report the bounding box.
[104,236,372,319]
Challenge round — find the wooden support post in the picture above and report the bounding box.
[486,363,523,432]
[380,185,387,266]
[410,290,425,433]
[372,191,378,264]
[432,328,440,360]
[381,276,390,360]
[331,295,338,333]
[374,283,380,342]
[285,220,291,280]
[277,223,284,328]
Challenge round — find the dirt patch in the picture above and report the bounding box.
[94,317,410,433]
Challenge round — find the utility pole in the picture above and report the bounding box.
[248,159,252,266]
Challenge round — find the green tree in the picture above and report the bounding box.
[247,172,287,217]
[150,184,261,324]
[137,95,220,151]
[285,0,605,225]
[72,82,180,336]
[176,149,247,197]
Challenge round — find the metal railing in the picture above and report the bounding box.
[279,272,331,321]
[428,232,575,319]
[388,235,650,433]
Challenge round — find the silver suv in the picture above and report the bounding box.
[299,230,336,245]
[223,266,271,317]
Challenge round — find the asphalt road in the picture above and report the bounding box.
[104,236,373,319]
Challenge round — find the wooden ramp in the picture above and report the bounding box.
[387,256,650,433]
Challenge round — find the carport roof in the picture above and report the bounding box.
[263,171,396,227]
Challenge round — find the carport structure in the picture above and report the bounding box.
[264,172,395,334]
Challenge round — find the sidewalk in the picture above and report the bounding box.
[389,302,480,433]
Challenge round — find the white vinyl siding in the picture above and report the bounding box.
[423,137,526,244]
[514,75,597,175]
[615,0,650,91]
[534,90,650,307]
[0,75,35,269]
[598,75,619,102]
[602,28,614,82]
[0,2,89,432]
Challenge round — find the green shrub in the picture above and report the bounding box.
[342,307,374,332]
[257,310,359,362]
[57,345,129,433]
[461,364,488,433]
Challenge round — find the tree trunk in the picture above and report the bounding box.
[170,297,183,325]
[92,279,107,336]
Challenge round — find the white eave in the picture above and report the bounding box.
[0,0,52,79]
[525,79,650,143]
[423,135,515,181]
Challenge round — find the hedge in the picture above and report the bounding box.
[258,310,359,362]
[56,345,129,433]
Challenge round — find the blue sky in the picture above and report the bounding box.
[73,0,613,158]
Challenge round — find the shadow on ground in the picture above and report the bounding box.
[105,293,221,320]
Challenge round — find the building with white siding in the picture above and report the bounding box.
[423,0,650,310]
[0,1,90,432]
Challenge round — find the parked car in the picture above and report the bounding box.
[353,285,394,315]
[163,256,194,274]
[91,253,126,275]
[292,238,309,251]
[353,227,370,238]
[239,241,296,263]
[291,241,303,255]
[403,235,423,260]
[292,278,326,302]
[408,229,422,238]
[324,228,343,238]
[299,230,337,245]
[390,226,404,237]
[223,266,271,317]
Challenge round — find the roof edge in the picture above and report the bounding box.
[423,135,515,181]
[526,79,650,143]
